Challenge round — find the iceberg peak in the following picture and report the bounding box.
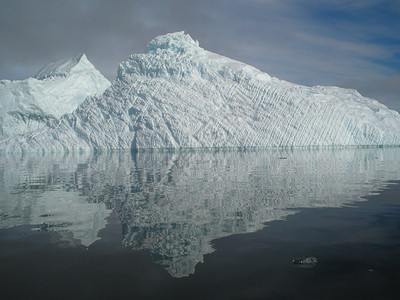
[0,54,111,140]
[145,31,200,54]
[34,53,93,80]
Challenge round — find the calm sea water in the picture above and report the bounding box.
[1,148,400,299]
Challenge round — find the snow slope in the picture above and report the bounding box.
[1,32,400,151]
[0,54,111,140]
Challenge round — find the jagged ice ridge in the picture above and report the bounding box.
[0,54,111,140]
[1,32,400,151]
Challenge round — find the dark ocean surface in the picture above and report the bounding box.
[1,148,400,299]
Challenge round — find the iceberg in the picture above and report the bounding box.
[0,54,111,140]
[1,32,400,152]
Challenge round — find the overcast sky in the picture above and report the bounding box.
[1,0,399,111]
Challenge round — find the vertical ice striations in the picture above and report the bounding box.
[1,32,400,151]
[0,54,111,141]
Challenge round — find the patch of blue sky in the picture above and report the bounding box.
[368,37,400,46]
[370,58,400,74]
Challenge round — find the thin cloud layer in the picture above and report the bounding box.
[0,0,398,110]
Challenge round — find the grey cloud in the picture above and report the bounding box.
[0,0,219,79]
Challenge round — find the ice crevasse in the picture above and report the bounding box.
[1,32,400,152]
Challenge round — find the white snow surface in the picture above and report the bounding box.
[0,54,111,140]
[1,32,400,152]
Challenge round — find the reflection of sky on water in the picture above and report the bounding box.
[1,148,400,277]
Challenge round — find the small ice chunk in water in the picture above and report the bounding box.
[292,256,318,267]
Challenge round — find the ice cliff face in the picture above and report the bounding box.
[0,54,111,140]
[1,32,400,151]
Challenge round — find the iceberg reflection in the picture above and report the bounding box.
[1,148,400,277]
[0,152,112,247]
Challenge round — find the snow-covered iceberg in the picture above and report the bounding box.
[1,32,400,151]
[0,54,111,140]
